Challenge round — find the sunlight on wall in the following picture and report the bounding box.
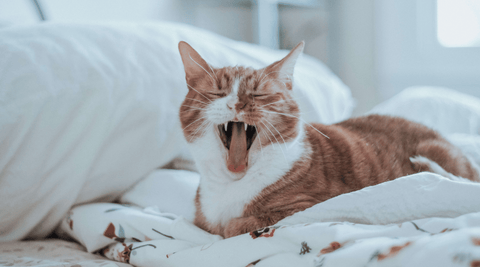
[437,0,480,47]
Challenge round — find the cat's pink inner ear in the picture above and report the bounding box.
[265,41,305,84]
[178,41,213,82]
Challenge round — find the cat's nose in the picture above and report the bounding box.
[226,97,237,110]
[235,102,247,111]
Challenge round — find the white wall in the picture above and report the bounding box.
[0,0,187,24]
[194,5,254,43]
[279,5,329,65]
[43,0,182,22]
[327,0,377,116]
[0,0,39,26]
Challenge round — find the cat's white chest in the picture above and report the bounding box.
[190,128,307,227]
[199,179,257,227]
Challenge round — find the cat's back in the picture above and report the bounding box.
[303,114,478,185]
[333,114,440,144]
[303,114,446,189]
[308,114,441,152]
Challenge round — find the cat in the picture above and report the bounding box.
[177,41,480,238]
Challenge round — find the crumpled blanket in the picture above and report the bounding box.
[56,170,480,267]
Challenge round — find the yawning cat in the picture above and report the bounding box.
[177,41,479,238]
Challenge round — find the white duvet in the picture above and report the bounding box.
[56,87,480,266]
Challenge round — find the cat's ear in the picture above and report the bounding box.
[264,41,305,89]
[178,41,214,84]
[276,41,305,75]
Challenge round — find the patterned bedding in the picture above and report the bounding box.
[47,170,480,267]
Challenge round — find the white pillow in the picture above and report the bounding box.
[368,86,480,135]
[0,22,353,241]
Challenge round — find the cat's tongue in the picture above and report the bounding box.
[227,122,248,173]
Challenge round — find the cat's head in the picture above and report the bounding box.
[178,41,304,175]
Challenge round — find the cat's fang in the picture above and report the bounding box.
[225,122,228,131]
[245,123,248,131]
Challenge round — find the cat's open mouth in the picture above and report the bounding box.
[217,121,257,173]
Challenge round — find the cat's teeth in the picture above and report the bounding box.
[224,122,228,131]
[245,123,248,131]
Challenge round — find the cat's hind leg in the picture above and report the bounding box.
[410,156,473,182]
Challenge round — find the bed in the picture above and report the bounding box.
[1,22,480,267]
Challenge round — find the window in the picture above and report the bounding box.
[375,0,480,101]
[437,0,480,47]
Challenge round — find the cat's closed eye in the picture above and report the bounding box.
[252,94,268,98]
[208,92,226,97]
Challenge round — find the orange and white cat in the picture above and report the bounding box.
[177,41,479,238]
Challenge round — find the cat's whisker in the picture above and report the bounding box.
[258,72,272,85]
[200,121,213,138]
[188,124,203,142]
[188,118,208,136]
[265,106,313,117]
[181,105,208,111]
[264,119,289,152]
[182,116,206,132]
[207,64,218,80]
[185,97,209,106]
[258,121,276,150]
[182,107,205,113]
[262,110,330,139]
[296,109,318,115]
[253,123,264,159]
[259,100,284,108]
[258,95,310,108]
[195,121,213,142]
[257,126,274,158]
[258,97,299,108]
[257,129,272,160]
[187,84,212,103]
[189,120,210,142]
[260,120,288,163]
[257,68,266,84]
[188,54,216,85]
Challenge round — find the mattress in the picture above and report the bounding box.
[0,239,131,267]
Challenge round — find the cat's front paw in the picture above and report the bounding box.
[223,216,262,238]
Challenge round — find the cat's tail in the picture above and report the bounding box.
[410,156,480,183]
[466,155,480,182]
